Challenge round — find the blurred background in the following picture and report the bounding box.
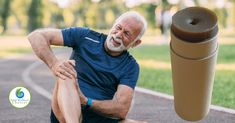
[0,0,235,35]
[0,0,234,110]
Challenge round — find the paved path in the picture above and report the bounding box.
[0,48,235,123]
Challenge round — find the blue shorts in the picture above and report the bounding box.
[50,109,59,123]
[50,108,120,123]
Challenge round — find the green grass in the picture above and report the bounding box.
[138,68,173,95]
[137,68,235,109]
[130,44,235,64]
[217,45,235,63]
[212,70,235,109]
[130,45,170,62]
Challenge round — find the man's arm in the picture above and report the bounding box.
[80,84,134,119]
[27,28,76,79]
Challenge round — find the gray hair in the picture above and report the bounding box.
[114,11,148,41]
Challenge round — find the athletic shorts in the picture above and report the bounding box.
[50,109,60,123]
[50,108,120,123]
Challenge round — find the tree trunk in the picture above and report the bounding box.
[27,0,43,33]
[1,0,11,34]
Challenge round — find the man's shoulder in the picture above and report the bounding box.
[88,28,107,39]
[125,52,139,68]
[62,26,101,36]
[64,26,107,41]
[68,27,105,37]
[62,26,90,38]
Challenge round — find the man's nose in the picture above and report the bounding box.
[115,31,123,40]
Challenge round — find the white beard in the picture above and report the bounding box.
[106,34,128,52]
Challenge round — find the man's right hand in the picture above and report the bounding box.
[51,60,77,80]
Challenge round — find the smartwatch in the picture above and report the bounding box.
[86,97,93,108]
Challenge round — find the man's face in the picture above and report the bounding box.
[106,16,142,52]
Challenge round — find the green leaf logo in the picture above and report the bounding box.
[15,88,24,98]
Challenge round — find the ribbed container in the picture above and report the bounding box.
[170,7,219,121]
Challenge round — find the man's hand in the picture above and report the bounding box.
[75,83,87,105]
[51,60,77,80]
[79,92,87,105]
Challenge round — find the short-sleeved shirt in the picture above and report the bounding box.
[62,27,139,123]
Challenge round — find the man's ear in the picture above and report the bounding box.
[131,39,141,48]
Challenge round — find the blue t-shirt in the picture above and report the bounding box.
[62,27,139,123]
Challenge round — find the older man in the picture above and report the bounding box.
[28,11,147,123]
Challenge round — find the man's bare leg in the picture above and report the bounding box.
[52,78,66,123]
[119,119,147,123]
[52,78,146,123]
[52,78,81,123]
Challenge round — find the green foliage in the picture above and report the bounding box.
[134,4,157,28]
[74,0,127,29]
[1,0,11,33]
[214,8,228,28]
[27,0,43,32]
[0,0,3,25]
[85,4,99,28]
[73,0,92,27]
[1,0,235,33]
[1,0,157,32]
[51,8,65,28]
[11,0,29,28]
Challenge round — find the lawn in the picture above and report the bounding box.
[130,44,235,64]
[130,44,235,109]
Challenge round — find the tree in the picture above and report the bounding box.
[27,0,43,32]
[1,0,11,34]
[10,0,31,32]
[134,4,157,28]
[51,8,64,28]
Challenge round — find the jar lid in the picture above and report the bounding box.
[171,7,218,43]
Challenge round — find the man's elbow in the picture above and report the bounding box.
[28,30,51,48]
[27,30,40,43]
[118,107,129,120]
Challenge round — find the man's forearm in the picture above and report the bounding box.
[90,98,129,119]
[78,85,133,120]
[28,31,58,69]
